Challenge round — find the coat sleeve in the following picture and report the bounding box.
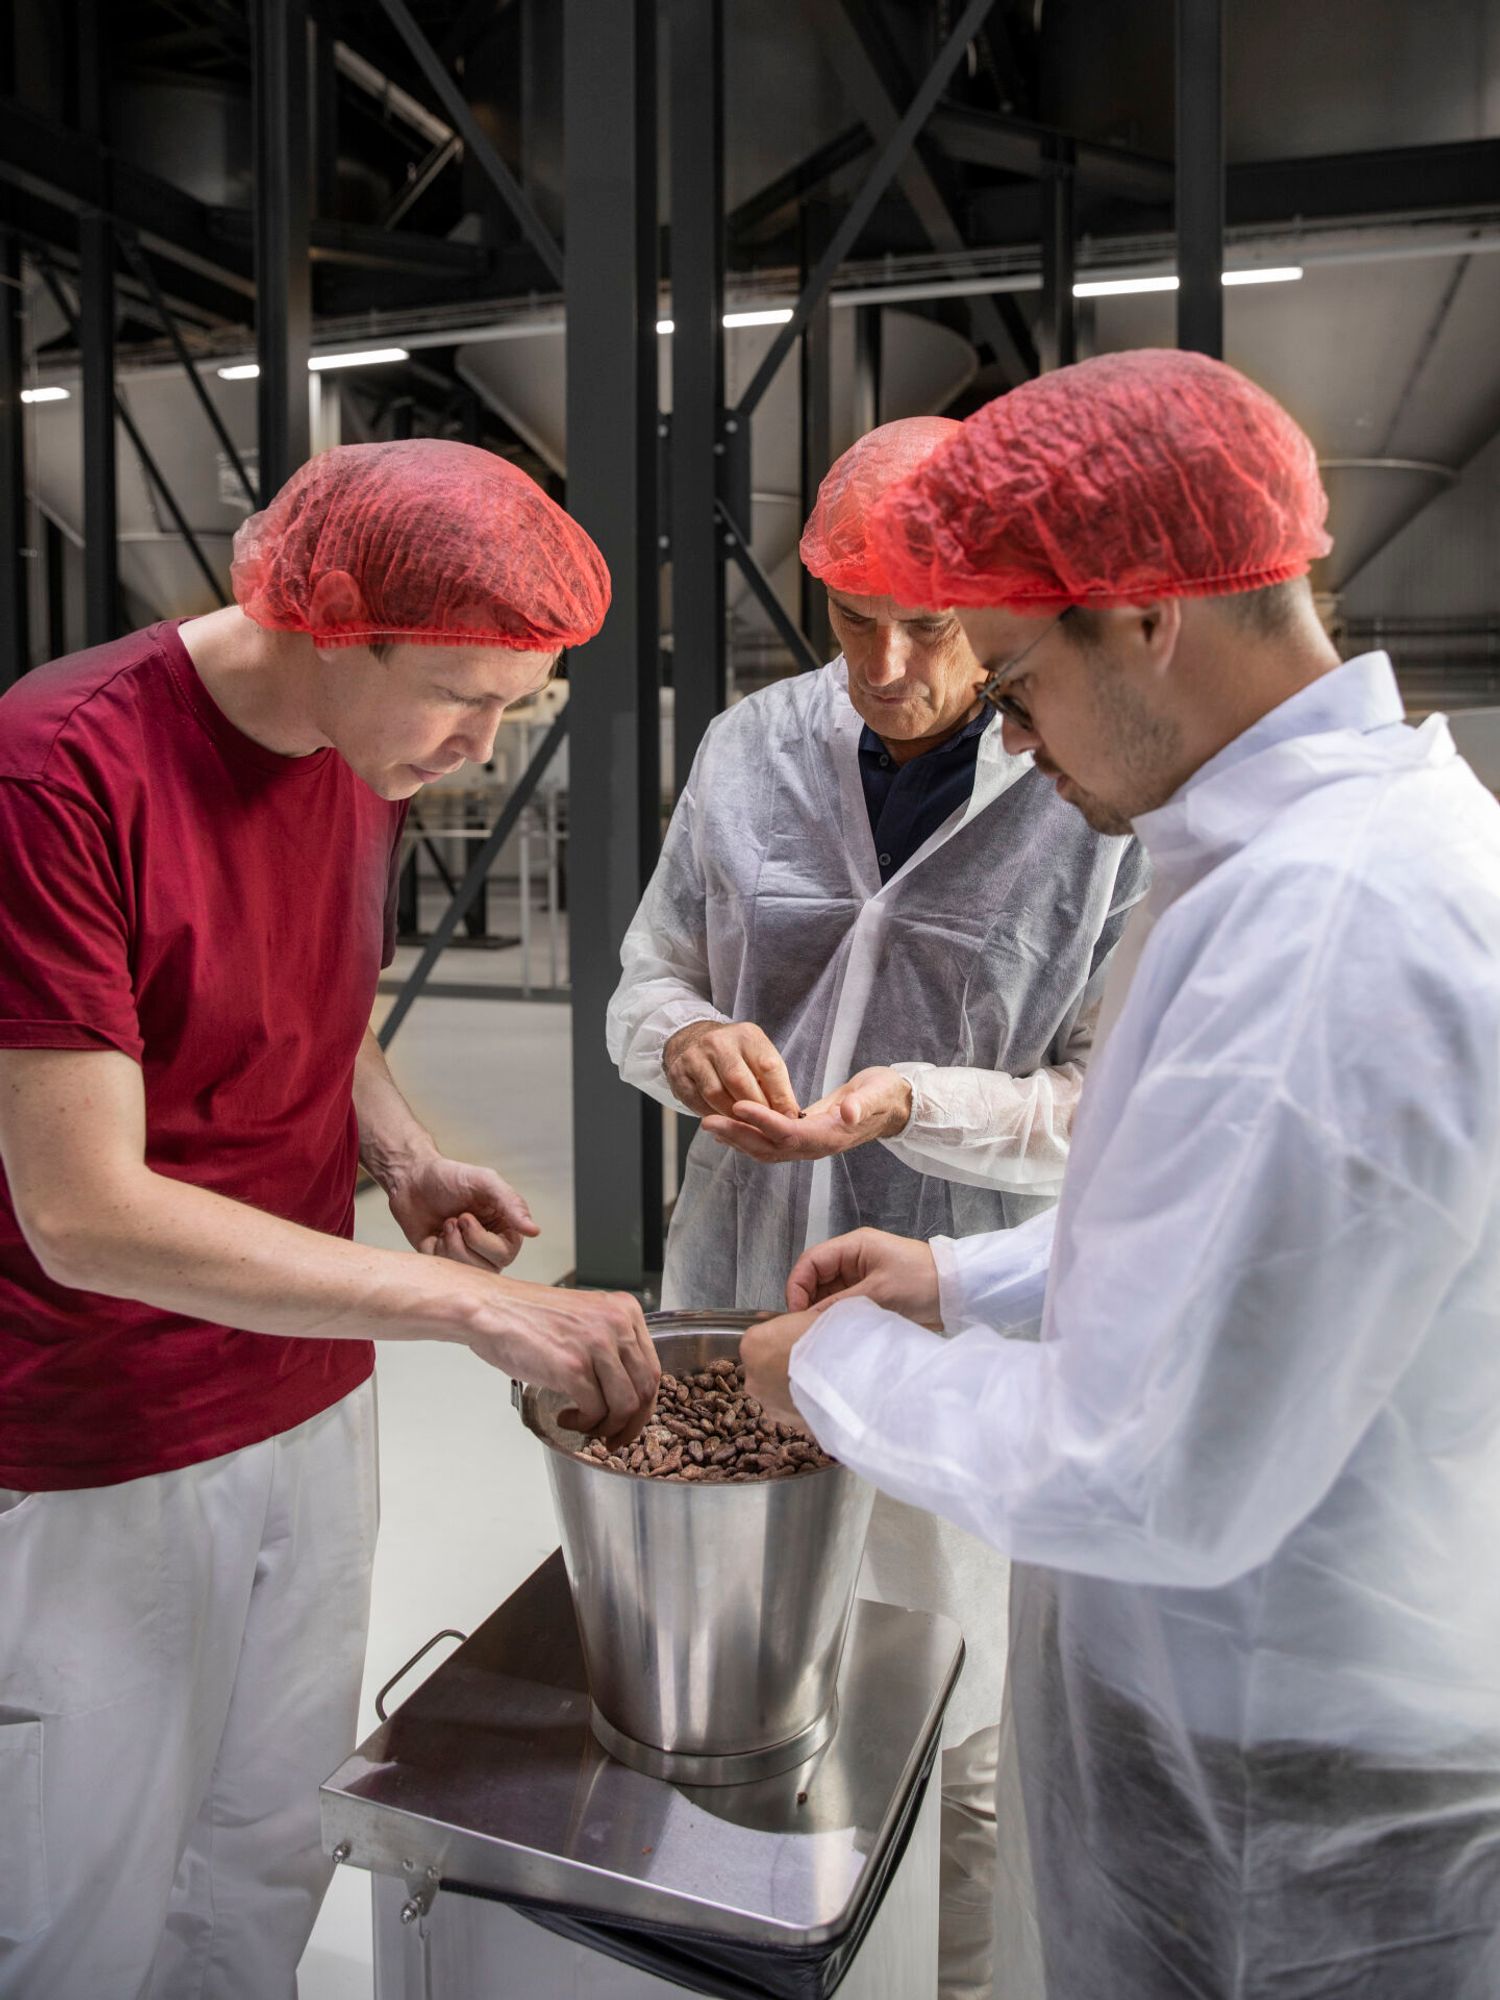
[929,1209,1057,1333]
[605,768,731,1113]
[873,836,1147,1192]
[790,875,1497,1591]
[878,1030,1088,1193]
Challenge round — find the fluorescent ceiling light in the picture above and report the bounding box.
[1221,265,1303,286]
[1074,266,1304,299]
[1074,274,1179,297]
[21,385,69,403]
[217,347,409,381]
[657,308,794,334]
[308,346,409,370]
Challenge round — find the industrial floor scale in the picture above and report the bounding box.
[321,1551,963,1999]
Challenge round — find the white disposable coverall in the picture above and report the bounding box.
[790,653,1500,2000]
[608,659,1145,1998]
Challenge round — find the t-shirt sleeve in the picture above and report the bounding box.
[0,778,144,1059]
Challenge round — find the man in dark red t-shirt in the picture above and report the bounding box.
[0,442,659,1999]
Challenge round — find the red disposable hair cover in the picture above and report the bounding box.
[799,416,963,597]
[232,439,611,650]
[868,350,1332,613]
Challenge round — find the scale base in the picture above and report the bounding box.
[588,1697,839,1786]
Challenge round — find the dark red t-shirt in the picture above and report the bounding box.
[0,622,406,1489]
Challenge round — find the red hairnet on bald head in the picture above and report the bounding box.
[799,416,963,597]
[231,439,611,651]
[868,350,1332,613]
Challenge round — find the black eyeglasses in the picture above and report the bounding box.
[978,608,1074,729]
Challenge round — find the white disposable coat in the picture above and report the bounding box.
[607,658,1145,1744]
[790,653,1500,1998]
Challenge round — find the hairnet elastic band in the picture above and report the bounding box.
[937,556,1316,614]
[268,627,573,652]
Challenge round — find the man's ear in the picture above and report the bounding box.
[308,568,367,636]
[1136,598,1182,681]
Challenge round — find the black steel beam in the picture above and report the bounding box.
[1039,140,1076,372]
[1228,138,1500,229]
[39,254,230,612]
[0,100,255,303]
[807,0,1034,384]
[735,0,999,423]
[210,208,493,276]
[1176,0,1224,358]
[718,502,823,675]
[799,197,834,661]
[253,0,312,497]
[668,0,727,796]
[727,125,873,248]
[852,302,882,435]
[565,0,663,1290]
[44,518,66,660]
[374,0,565,288]
[120,237,257,508]
[929,104,1173,204]
[77,214,118,645]
[378,710,569,1049]
[0,223,27,684]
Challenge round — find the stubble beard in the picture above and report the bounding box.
[1060,653,1184,838]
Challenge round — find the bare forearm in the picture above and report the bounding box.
[354,1026,436,1190]
[42,1161,487,1345]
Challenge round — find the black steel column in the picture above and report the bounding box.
[1039,139,1077,372]
[1176,0,1224,358]
[565,0,663,1290]
[668,0,725,794]
[45,520,67,660]
[253,0,312,496]
[853,304,882,437]
[799,198,833,656]
[79,211,118,646]
[0,225,27,683]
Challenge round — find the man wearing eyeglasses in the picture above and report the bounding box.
[608,417,1145,2000]
[744,353,1500,2000]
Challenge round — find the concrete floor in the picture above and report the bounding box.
[299,980,581,2000]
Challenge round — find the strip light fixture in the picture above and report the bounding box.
[1075,266,1303,298]
[217,346,409,381]
[655,307,795,335]
[20,385,70,403]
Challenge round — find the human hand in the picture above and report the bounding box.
[663,1020,801,1120]
[388,1153,541,1272]
[702,1066,912,1164]
[739,1309,821,1426]
[468,1277,660,1447]
[784,1226,940,1325]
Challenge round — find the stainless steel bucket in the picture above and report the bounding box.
[515,1310,875,1785]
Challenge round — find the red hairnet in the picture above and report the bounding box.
[867,350,1332,612]
[800,416,963,597]
[231,439,611,650]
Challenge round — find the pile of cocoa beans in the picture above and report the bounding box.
[576,1357,836,1482]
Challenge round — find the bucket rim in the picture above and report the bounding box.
[514,1312,845,1486]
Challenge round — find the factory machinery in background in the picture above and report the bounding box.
[3,0,1498,1290]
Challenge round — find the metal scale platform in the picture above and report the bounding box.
[321,1550,963,1998]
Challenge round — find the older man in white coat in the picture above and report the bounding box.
[746,350,1500,2000]
[608,417,1145,1999]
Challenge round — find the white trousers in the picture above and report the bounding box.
[0,1379,378,2000]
